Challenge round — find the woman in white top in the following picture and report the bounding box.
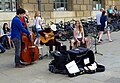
[33,11,43,45]
[70,20,91,49]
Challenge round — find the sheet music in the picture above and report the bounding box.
[84,58,90,65]
[65,60,80,74]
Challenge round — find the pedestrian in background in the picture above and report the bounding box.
[98,11,112,43]
[107,5,114,18]
[96,8,104,41]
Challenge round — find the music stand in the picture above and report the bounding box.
[93,30,103,56]
[87,17,103,55]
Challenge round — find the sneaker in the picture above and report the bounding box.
[98,41,101,43]
[100,39,103,41]
[97,37,103,41]
[38,56,44,60]
[15,64,25,68]
[109,39,113,42]
[20,62,27,66]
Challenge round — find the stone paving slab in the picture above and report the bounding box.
[0,31,120,83]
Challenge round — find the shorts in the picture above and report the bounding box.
[36,33,40,38]
[71,38,82,42]
[97,25,101,31]
[36,28,42,38]
[36,28,42,32]
[100,26,104,31]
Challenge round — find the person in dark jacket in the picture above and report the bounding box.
[98,11,112,43]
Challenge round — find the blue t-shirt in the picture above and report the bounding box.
[107,8,113,14]
[11,16,30,40]
[100,15,108,28]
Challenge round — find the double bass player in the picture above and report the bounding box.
[11,8,31,68]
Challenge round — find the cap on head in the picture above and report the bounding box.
[50,24,57,31]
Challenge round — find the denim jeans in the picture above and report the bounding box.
[0,35,9,48]
[0,44,5,52]
[12,37,21,64]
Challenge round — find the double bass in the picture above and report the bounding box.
[20,32,39,63]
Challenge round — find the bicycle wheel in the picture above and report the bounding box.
[106,24,114,32]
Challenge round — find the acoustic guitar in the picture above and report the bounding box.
[40,31,56,43]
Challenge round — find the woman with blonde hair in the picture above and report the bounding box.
[70,20,91,49]
[33,11,43,45]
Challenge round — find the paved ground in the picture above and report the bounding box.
[0,31,120,83]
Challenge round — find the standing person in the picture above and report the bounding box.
[96,8,104,40]
[33,11,43,45]
[98,11,112,43]
[107,5,114,18]
[20,10,30,30]
[70,20,91,49]
[114,6,117,13]
[11,8,30,68]
[113,6,118,19]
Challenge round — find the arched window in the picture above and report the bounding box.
[0,0,17,12]
[54,0,70,11]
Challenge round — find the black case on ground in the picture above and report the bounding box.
[67,47,95,66]
[49,47,105,77]
[96,64,105,72]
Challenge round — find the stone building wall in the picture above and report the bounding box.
[20,0,120,23]
[105,0,120,10]
[0,0,120,27]
[22,0,94,23]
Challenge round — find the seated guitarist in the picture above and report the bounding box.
[38,26,61,54]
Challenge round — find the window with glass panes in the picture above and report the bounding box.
[54,0,69,11]
[93,0,102,10]
[0,0,17,12]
